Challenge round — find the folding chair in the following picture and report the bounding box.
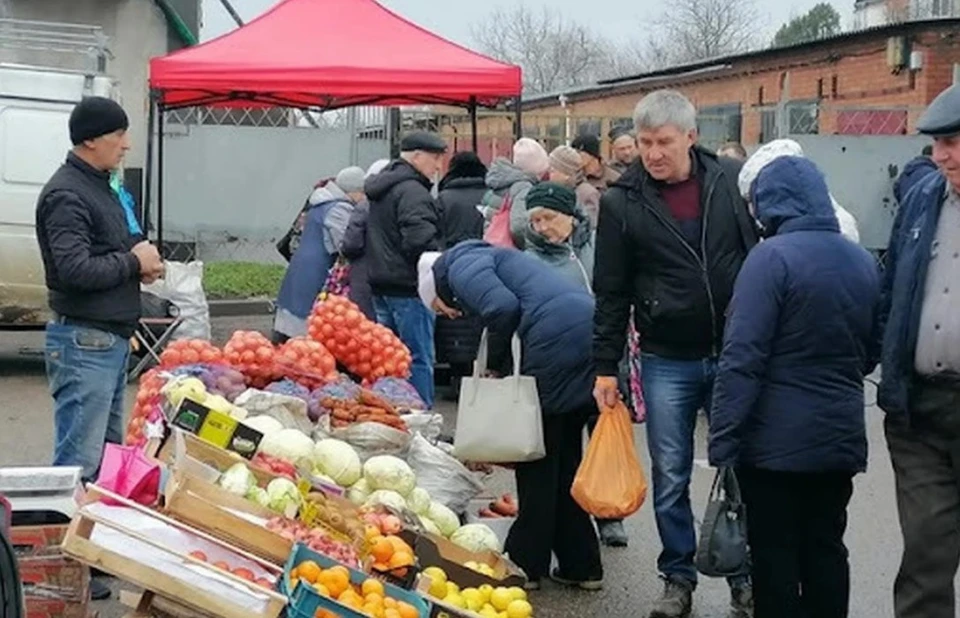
[128,315,183,381]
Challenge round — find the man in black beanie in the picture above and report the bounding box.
[35,97,163,602]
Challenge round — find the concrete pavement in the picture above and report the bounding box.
[0,322,909,617]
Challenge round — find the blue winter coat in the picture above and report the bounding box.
[877,166,949,417]
[893,156,938,204]
[709,157,881,473]
[432,240,596,416]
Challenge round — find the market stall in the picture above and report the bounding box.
[6,292,537,618]
[145,0,523,245]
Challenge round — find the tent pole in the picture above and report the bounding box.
[143,92,156,234]
[157,104,165,255]
[513,97,522,141]
[469,97,478,153]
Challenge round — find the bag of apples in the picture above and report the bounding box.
[125,369,167,447]
[223,330,279,388]
[275,337,338,390]
[159,339,223,368]
[307,295,412,383]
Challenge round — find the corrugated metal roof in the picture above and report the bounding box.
[522,16,960,105]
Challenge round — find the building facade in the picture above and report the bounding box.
[444,18,960,160]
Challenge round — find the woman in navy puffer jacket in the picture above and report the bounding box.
[709,156,880,618]
[419,240,603,590]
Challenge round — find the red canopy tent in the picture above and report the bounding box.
[145,0,522,243]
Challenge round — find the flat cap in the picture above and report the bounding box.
[571,134,602,160]
[917,84,960,137]
[400,131,448,154]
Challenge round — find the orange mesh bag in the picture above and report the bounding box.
[570,402,648,519]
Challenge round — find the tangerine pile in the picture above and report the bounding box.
[366,531,415,576]
[291,560,419,618]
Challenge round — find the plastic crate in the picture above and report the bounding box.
[282,544,430,618]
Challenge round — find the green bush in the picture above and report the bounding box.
[203,261,285,300]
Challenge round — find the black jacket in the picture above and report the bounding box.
[593,147,758,374]
[36,152,142,337]
[340,200,375,320]
[437,177,485,249]
[364,159,441,297]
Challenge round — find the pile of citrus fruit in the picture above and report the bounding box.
[365,530,416,576]
[421,566,534,618]
[290,559,420,618]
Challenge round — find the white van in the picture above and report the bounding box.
[0,63,117,327]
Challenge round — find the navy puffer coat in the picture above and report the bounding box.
[432,240,596,416]
[709,157,881,473]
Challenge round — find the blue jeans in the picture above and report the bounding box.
[374,296,435,409]
[642,352,718,585]
[46,321,129,482]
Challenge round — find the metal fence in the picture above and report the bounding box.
[155,105,390,264]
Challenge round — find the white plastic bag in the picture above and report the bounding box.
[233,389,312,435]
[142,261,211,340]
[406,434,484,513]
[401,412,444,442]
[325,422,411,462]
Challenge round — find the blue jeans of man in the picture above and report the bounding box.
[46,321,130,482]
[374,296,435,409]
[642,352,747,588]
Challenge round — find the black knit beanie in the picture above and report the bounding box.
[69,97,129,145]
[526,182,577,216]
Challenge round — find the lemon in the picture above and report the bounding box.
[445,593,466,609]
[423,566,447,585]
[462,589,483,611]
[478,584,494,603]
[464,561,480,571]
[446,581,460,596]
[479,564,496,576]
[506,599,533,618]
[428,579,447,599]
[490,588,513,611]
[507,587,527,601]
[479,608,499,618]
[482,603,495,612]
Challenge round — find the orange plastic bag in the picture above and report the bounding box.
[571,402,647,519]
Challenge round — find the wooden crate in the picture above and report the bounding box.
[151,432,278,487]
[163,471,293,565]
[61,486,287,618]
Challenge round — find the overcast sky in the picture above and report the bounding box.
[200,0,856,47]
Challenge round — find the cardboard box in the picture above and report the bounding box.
[413,532,526,589]
[153,431,278,486]
[171,398,263,459]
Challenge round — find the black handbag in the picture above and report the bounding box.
[695,467,750,578]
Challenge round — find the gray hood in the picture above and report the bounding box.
[485,157,538,191]
[308,181,349,206]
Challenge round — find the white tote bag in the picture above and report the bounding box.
[453,329,545,463]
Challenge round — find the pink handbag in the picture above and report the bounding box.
[95,443,161,507]
[483,194,516,249]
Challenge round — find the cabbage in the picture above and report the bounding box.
[346,479,372,505]
[418,515,442,536]
[313,439,361,487]
[450,523,501,552]
[407,487,431,515]
[246,486,270,508]
[363,490,407,512]
[266,478,302,516]
[362,455,416,496]
[242,415,284,436]
[258,428,314,466]
[426,501,460,537]
[218,463,257,496]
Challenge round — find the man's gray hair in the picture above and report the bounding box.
[633,90,698,133]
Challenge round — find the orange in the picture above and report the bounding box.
[361,579,385,597]
[290,577,300,590]
[371,538,394,563]
[383,597,397,609]
[384,609,401,618]
[325,570,350,599]
[366,525,381,541]
[396,601,419,618]
[362,603,384,618]
[290,566,300,580]
[386,536,412,554]
[364,592,384,607]
[297,560,322,584]
[388,551,414,569]
[329,565,351,581]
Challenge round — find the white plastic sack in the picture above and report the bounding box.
[142,260,211,340]
[406,433,484,514]
[233,389,312,435]
[324,422,411,462]
[401,412,444,442]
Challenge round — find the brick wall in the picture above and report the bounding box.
[458,23,960,154]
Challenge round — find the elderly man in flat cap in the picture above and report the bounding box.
[877,83,960,618]
[364,131,447,408]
